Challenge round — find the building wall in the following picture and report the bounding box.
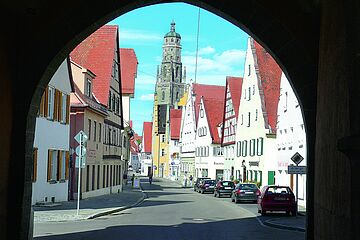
[234,38,277,187]
[276,73,307,208]
[32,60,72,205]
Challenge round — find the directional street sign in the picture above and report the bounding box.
[74,130,88,145]
[75,155,86,168]
[75,145,86,157]
[288,165,307,174]
[291,152,304,165]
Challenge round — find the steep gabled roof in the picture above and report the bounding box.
[70,25,119,106]
[120,48,138,95]
[142,122,153,153]
[252,39,282,133]
[130,133,142,154]
[192,83,226,124]
[202,97,225,144]
[170,109,182,140]
[226,76,243,118]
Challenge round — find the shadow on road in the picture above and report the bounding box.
[34,216,305,240]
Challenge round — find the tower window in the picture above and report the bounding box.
[162,91,165,101]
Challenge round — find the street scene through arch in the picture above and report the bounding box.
[31,3,307,240]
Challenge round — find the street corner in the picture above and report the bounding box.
[257,215,306,232]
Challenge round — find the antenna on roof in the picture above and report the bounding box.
[194,7,200,83]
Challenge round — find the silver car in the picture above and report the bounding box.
[231,183,260,203]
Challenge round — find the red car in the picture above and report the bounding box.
[257,185,297,216]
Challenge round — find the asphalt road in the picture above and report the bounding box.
[34,178,304,240]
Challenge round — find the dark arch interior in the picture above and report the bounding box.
[2,1,358,239]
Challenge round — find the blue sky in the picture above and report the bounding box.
[109,3,249,135]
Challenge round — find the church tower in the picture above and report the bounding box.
[152,21,186,177]
[156,21,186,107]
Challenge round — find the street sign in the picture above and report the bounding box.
[288,165,306,174]
[291,152,304,165]
[75,145,86,157]
[75,155,86,168]
[74,130,88,144]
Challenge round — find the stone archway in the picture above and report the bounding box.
[3,1,357,240]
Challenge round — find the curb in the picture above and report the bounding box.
[262,218,305,232]
[87,184,147,220]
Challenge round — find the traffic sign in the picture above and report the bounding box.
[291,152,304,165]
[74,130,88,144]
[75,155,86,168]
[75,145,86,157]
[288,165,306,174]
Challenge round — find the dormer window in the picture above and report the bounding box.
[86,78,92,97]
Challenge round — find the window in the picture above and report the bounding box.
[247,112,251,127]
[249,139,256,156]
[99,123,102,142]
[248,64,251,76]
[242,140,248,157]
[61,93,67,123]
[47,87,55,120]
[236,141,242,157]
[47,150,68,182]
[32,148,38,182]
[241,114,244,125]
[255,109,258,121]
[94,121,97,141]
[161,134,166,142]
[257,137,264,156]
[253,85,255,95]
[248,87,251,100]
[162,91,165,101]
[112,93,116,111]
[199,104,204,118]
[86,79,91,97]
[108,91,112,109]
[284,92,288,112]
[88,119,92,140]
[161,149,165,156]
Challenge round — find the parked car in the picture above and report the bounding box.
[194,177,211,192]
[214,180,235,198]
[198,179,217,194]
[231,183,260,203]
[257,185,296,216]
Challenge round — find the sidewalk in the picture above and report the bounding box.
[33,180,146,223]
[260,205,306,232]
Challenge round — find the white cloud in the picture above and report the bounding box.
[139,93,154,101]
[214,49,246,65]
[183,46,215,56]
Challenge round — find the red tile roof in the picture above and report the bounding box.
[253,39,282,133]
[70,25,119,106]
[202,97,225,144]
[120,48,138,95]
[142,122,153,153]
[226,76,243,118]
[130,133,142,154]
[192,83,226,124]
[170,109,182,140]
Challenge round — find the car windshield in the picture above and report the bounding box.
[266,186,291,194]
[222,181,234,187]
[204,180,216,185]
[238,184,257,190]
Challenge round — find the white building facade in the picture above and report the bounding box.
[32,59,73,205]
[234,37,281,187]
[276,73,307,208]
[195,97,225,180]
[222,77,243,181]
